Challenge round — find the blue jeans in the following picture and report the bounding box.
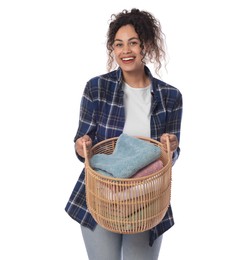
[81,224,163,260]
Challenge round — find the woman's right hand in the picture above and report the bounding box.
[75,135,92,158]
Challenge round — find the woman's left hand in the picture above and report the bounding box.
[160,133,179,153]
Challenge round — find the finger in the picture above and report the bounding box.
[80,135,90,142]
[161,133,169,143]
[82,137,92,148]
[171,141,178,152]
[78,137,91,147]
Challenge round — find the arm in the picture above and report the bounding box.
[160,90,183,165]
[74,81,97,162]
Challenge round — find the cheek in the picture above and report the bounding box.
[113,51,121,62]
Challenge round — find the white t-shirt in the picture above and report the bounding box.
[122,82,152,138]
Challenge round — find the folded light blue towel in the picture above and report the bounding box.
[90,134,161,178]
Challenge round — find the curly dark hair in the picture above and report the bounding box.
[106,8,167,75]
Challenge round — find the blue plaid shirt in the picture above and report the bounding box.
[65,66,183,246]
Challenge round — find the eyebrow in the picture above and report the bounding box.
[114,37,139,42]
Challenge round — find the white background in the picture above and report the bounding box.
[1,0,237,259]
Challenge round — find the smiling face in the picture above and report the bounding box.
[113,24,144,73]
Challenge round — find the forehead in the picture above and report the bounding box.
[114,24,138,40]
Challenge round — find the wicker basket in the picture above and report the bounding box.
[83,136,172,234]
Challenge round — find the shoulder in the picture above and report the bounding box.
[152,77,182,101]
[153,78,181,94]
[87,70,119,87]
[83,70,121,100]
[145,66,182,100]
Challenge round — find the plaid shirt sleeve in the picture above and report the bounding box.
[74,80,98,143]
[164,84,183,165]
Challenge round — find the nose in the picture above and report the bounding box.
[122,44,131,54]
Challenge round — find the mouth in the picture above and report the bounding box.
[121,56,135,63]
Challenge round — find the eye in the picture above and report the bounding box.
[113,42,123,48]
[129,41,138,46]
[115,43,123,47]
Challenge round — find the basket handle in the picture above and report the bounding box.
[83,141,89,167]
[166,135,170,153]
[83,135,171,165]
[165,135,172,163]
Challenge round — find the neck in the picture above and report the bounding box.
[122,68,150,88]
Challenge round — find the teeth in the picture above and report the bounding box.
[122,57,133,61]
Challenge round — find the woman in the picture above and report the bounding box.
[65,8,183,260]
